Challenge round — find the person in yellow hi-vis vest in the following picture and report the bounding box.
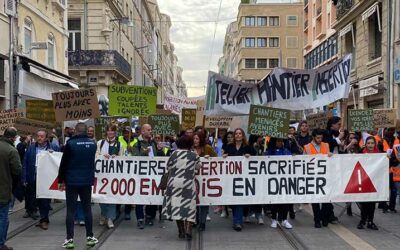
[117,126,138,221]
[304,129,332,228]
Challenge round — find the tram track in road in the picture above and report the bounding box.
[6,203,66,241]
[90,215,124,250]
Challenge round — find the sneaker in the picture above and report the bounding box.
[137,220,145,229]
[220,211,227,218]
[367,222,378,230]
[289,211,296,219]
[357,221,365,229]
[314,222,321,228]
[257,217,265,225]
[233,224,242,231]
[107,218,114,229]
[281,220,293,229]
[62,239,74,249]
[99,216,106,226]
[206,215,211,221]
[86,236,99,247]
[244,216,250,223]
[146,218,154,226]
[23,212,30,218]
[79,221,85,226]
[270,219,278,228]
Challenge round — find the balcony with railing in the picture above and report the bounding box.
[68,50,132,81]
[304,20,308,30]
[335,0,354,20]
[316,6,322,17]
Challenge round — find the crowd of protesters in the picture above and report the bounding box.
[2,115,400,249]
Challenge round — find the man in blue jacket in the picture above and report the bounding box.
[58,123,98,249]
[22,129,59,229]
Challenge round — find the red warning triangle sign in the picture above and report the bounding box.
[344,161,377,194]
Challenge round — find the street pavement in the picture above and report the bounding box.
[6,201,400,249]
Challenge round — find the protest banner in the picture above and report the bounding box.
[195,100,205,126]
[248,105,290,138]
[94,116,130,139]
[164,94,202,114]
[52,88,100,122]
[181,109,196,130]
[205,54,352,116]
[348,109,374,132]
[26,100,56,123]
[373,109,396,128]
[0,108,25,135]
[205,116,233,129]
[306,111,333,131]
[14,118,54,136]
[148,114,180,135]
[109,85,157,116]
[37,152,389,205]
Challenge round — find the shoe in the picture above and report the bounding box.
[257,217,264,225]
[220,211,227,218]
[289,211,296,219]
[177,221,185,238]
[107,218,114,229]
[23,212,30,218]
[198,223,205,231]
[36,222,48,230]
[62,239,74,249]
[99,216,106,226]
[0,245,13,250]
[270,219,278,228]
[30,212,39,220]
[314,222,321,228]
[185,222,193,240]
[137,220,145,229]
[124,214,131,220]
[322,221,329,227]
[389,208,397,213]
[233,224,242,231]
[146,218,154,226]
[382,208,388,213]
[367,222,378,230]
[357,221,365,229]
[79,221,85,226]
[244,216,250,223]
[281,220,293,229]
[86,236,99,247]
[206,215,211,221]
[329,216,339,224]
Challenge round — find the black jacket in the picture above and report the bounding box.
[58,134,97,187]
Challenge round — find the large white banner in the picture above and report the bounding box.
[163,94,203,114]
[37,151,388,205]
[205,54,352,116]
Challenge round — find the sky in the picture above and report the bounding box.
[158,0,241,97]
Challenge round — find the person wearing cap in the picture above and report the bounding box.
[117,126,138,220]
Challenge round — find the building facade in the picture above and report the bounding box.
[0,0,11,110]
[220,1,304,83]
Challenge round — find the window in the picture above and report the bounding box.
[269,16,279,26]
[47,34,55,68]
[257,38,267,47]
[257,17,267,26]
[68,19,81,51]
[287,15,298,26]
[269,58,279,68]
[286,36,298,48]
[24,18,33,57]
[368,6,382,60]
[245,59,256,68]
[344,24,356,69]
[287,58,297,68]
[269,37,279,47]
[257,59,267,68]
[245,17,255,26]
[245,38,256,47]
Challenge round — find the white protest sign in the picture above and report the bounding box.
[164,94,203,114]
[205,54,352,116]
[37,152,388,205]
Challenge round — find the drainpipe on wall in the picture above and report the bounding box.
[8,15,14,109]
[388,0,394,108]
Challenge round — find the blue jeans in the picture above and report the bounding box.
[0,202,10,247]
[99,204,116,220]
[75,202,85,221]
[135,205,144,221]
[197,206,209,224]
[232,205,243,225]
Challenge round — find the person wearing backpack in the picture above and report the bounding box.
[96,124,123,229]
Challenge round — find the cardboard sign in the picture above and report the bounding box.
[248,105,290,138]
[26,100,56,123]
[373,109,396,128]
[181,109,196,130]
[148,114,180,136]
[306,111,333,131]
[205,116,233,129]
[164,94,200,114]
[14,118,54,136]
[94,116,130,139]
[348,109,374,132]
[52,88,100,122]
[0,109,25,135]
[108,85,157,116]
[195,100,205,126]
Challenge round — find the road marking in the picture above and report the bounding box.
[303,205,376,250]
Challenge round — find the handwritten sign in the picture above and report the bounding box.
[26,100,56,123]
[52,88,100,122]
[148,114,180,135]
[195,100,205,126]
[108,85,157,116]
[181,109,196,130]
[248,105,290,138]
[373,109,396,128]
[306,111,333,131]
[205,116,233,129]
[14,118,54,137]
[0,109,25,135]
[348,109,374,132]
